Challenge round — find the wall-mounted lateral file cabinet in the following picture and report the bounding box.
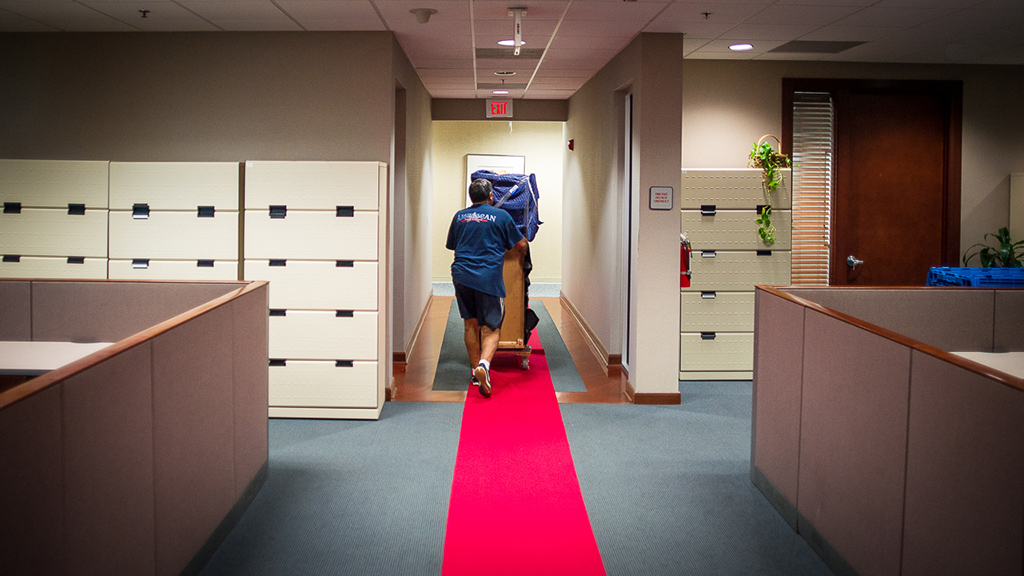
[245,259,379,310]
[244,161,388,420]
[269,310,378,361]
[244,161,382,210]
[0,208,109,258]
[108,162,241,281]
[681,209,792,251]
[109,162,240,211]
[108,210,239,260]
[244,210,378,261]
[0,256,107,279]
[680,292,755,332]
[0,160,110,279]
[107,258,239,281]
[680,169,792,380]
[0,159,109,209]
[679,169,792,210]
[678,332,754,379]
[268,360,379,410]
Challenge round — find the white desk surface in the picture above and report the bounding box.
[952,351,1024,380]
[0,341,114,376]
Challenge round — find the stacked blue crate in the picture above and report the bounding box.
[927,267,1024,287]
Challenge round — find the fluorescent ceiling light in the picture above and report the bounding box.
[498,39,525,46]
[493,90,510,95]
[730,43,754,51]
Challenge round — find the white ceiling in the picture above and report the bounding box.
[2,0,1022,99]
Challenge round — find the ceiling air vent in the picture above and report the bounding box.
[769,41,865,54]
[476,48,545,60]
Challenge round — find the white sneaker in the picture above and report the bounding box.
[474,364,491,398]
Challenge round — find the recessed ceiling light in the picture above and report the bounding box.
[498,39,525,47]
[493,90,510,95]
[730,43,754,51]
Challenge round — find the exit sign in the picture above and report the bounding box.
[486,99,513,118]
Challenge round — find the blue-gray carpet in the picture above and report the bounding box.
[431,300,586,393]
[199,402,463,576]
[561,381,834,576]
[200,383,835,576]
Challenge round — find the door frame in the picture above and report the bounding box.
[782,78,963,273]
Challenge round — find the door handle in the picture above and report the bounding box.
[847,255,864,269]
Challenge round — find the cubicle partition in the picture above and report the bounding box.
[752,286,1024,576]
[0,279,269,576]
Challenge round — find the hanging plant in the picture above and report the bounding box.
[748,135,791,245]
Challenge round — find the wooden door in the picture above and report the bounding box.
[784,80,961,286]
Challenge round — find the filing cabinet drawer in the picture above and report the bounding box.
[244,210,378,261]
[244,259,378,310]
[108,258,239,281]
[680,291,755,332]
[685,250,791,292]
[0,159,109,208]
[679,332,754,372]
[269,310,378,360]
[681,209,791,251]
[0,208,108,257]
[269,360,378,408]
[109,162,240,210]
[681,169,791,210]
[244,161,383,210]
[0,256,107,279]
[109,210,239,260]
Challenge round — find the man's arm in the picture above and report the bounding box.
[513,237,528,254]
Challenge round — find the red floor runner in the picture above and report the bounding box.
[442,333,606,576]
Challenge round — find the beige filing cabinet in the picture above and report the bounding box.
[108,162,241,280]
[680,169,792,380]
[243,161,389,420]
[0,160,110,279]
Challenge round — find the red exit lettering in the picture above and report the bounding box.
[491,101,507,115]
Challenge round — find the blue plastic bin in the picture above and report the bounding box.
[926,267,1024,287]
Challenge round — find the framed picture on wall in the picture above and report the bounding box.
[465,154,525,206]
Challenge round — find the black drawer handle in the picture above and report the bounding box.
[269,309,287,317]
[700,332,717,340]
[700,204,717,216]
[269,205,287,218]
[269,259,287,267]
[68,203,86,215]
[336,260,354,267]
[197,259,214,267]
[701,291,716,299]
[336,360,354,368]
[3,255,22,263]
[3,202,21,214]
[132,259,150,269]
[132,203,150,219]
[701,250,716,258]
[198,206,216,218]
[336,206,354,217]
[67,256,85,264]
[336,310,354,317]
[269,359,287,367]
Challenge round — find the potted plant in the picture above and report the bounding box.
[962,227,1024,267]
[748,135,791,245]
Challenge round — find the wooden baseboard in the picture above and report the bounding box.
[559,291,621,374]
[633,392,682,405]
[394,289,434,366]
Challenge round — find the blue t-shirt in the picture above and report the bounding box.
[446,203,523,297]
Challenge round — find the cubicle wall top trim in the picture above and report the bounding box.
[756,285,1024,392]
[0,279,268,410]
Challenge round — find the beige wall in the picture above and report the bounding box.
[680,60,1024,254]
[431,120,564,284]
[564,34,684,395]
[0,31,435,361]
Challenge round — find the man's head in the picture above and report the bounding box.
[469,178,493,204]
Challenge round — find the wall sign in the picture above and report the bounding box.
[650,186,673,210]
[486,99,513,118]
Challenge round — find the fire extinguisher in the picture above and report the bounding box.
[680,233,692,288]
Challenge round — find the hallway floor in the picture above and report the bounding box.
[391,295,633,404]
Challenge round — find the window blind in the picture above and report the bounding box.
[791,92,834,285]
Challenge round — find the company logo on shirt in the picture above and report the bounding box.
[460,211,497,223]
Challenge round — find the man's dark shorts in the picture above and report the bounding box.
[454,282,505,330]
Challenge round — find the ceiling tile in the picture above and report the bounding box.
[83,1,221,30]
[746,4,863,26]
[1,0,138,31]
